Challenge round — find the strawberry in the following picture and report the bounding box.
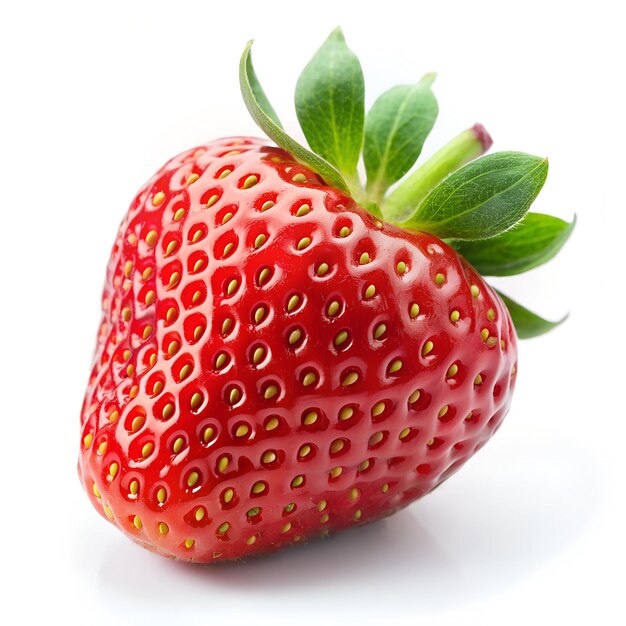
[78,29,573,562]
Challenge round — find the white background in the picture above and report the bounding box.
[1,1,624,624]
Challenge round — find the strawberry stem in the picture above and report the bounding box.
[381,124,492,223]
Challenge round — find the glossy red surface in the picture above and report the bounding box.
[78,137,517,562]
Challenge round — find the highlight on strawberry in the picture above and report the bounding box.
[78,28,574,562]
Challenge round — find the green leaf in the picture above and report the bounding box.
[497,291,566,339]
[364,76,438,202]
[402,151,548,240]
[452,213,575,276]
[294,27,364,177]
[239,40,349,192]
[244,49,283,128]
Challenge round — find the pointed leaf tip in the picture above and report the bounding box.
[497,291,567,339]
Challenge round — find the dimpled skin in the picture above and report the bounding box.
[78,137,518,562]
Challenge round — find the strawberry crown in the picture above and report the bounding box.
[239,28,574,339]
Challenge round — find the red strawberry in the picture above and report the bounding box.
[79,30,572,562]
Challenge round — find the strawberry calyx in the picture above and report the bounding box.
[239,28,574,339]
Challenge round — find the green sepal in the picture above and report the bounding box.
[452,213,576,276]
[497,291,567,339]
[295,27,365,178]
[363,74,438,203]
[239,40,349,192]
[401,152,548,240]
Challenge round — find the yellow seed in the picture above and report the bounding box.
[474,374,484,385]
[359,252,371,264]
[254,307,266,323]
[262,450,276,464]
[320,513,330,523]
[447,364,459,378]
[190,392,203,410]
[141,267,153,281]
[327,300,340,316]
[152,192,165,206]
[157,488,167,504]
[317,500,327,512]
[342,371,359,386]
[288,329,303,346]
[173,208,186,222]
[168,272,180,289]
[303,372,317,386]
[184,539,194,549]
[374,323,386,339]
[121,307,131,321]
[261,200,275,211]
[133,515,143,529]
[435,273,445,285]
[399,427,411,439]
[329,467,343,478]
[222,243,234,258]
[159,522,169,535]
[218,168,232,180]
[123,260,133,278]
[206,193,219,208]
[251,481,266,494]
[487,308,496,321]
[303,411,318,426]
[192,229,203,243]
[396,261,407,274]
[297,237,311,250]
[471,285,480,298]
[178,364,191,381]
[334,330,349,346]
[354,509,362,520]
[229,388,241,404]
[167,340,180,356]
[152,381,164,395]
[165,240,178,255]
[247,507,260,517]
[145,230,158,246]
[172,437,185,454]
[192,258,205,273]
[97,441,107,455]
[287,294,301,312]
[281,522,292,533]
[215,352,228,369]
[291,475,304,488]
[162,403,174,420]
[141,442,154,458]
[217,456,229,473]
[265,417,279,431]
[246,535,257,545]
[129,480,139,496]
[107,409,119,423]
[186,173,200,185]
[316,262,329,276]
[349,487,360,501]
[389,359,403,374]
[371,401,385,417]
[409,389,421,404]
[221,318,233,335]
[258,267,271,286]
[253,232,267,249]
[358,460,370,472]
[83,433,93,448]
[252,346,265,364]
[292,173,307,183]
[92,483,101,499]
[149,354,156,366]
[299,444,312,458]
[103,505,114,520]
[187,471,200,487]
[339,226,351,237]
[195,507,205,522]
[365,284,376,299]
[481,328,490,341]
[438,405,449,418]
[501,339,506,349]
[235,424,250,437]
[166,307,177,322]
[202,426,214,443]
[422,340,434,356]
[294,203,310,217]
[450,310,460,323]
[382,483,389,493]
[227,279,239,296]
[264,384,279,399]
[330,439,345,453]
[108,462,119,479]
[145,290,156,305]
[125,363,135,377]
[242,174,259,189]
[221,212,234,225]
[223,488,235,503]
[369,432,384,446]
[339,406,354,421]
